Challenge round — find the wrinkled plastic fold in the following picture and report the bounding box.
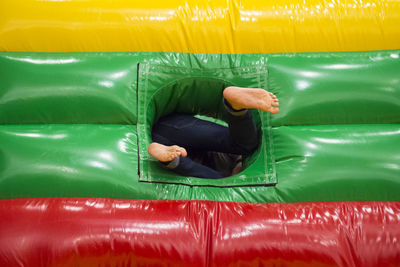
[1,198,399,267]
[1,0,399,53]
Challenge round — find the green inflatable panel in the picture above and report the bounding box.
[0,53,137,124]
[0,50,399,202]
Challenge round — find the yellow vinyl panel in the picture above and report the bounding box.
[0,0,399,53]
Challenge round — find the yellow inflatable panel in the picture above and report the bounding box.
[0,0,399,53]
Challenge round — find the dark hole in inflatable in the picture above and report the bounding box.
[146,77,263,173]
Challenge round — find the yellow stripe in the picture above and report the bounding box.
[1,0,399,53]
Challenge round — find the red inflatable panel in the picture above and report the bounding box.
[1,198,399,267]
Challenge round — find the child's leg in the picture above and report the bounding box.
[222,86,280,154]
[164,154,223,179]
[148,142,224,178]
[149,87,279,178]
[151,113,255,155]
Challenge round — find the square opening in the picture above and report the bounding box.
[136,64,276,187]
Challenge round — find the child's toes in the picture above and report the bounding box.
[179,148,187,157]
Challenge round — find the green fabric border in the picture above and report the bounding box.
[137,63,277,187]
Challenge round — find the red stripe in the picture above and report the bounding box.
[1,198,399,267]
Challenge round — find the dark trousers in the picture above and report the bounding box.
[151,104,259,178]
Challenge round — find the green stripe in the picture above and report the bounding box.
[0,50,399,202]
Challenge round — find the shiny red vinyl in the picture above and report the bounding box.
[0,198,399,267]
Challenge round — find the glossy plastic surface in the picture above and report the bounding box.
[1,51,399,126]
[0,125,138,198]
[1,1,399,265]
[0,53,137,124]
[1,198,399,267]
[1,123,399,202]
[1,0,400,53]
[0,50,399,202]
[269,52,400,126]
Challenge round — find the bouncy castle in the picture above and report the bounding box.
[0,0,399,266]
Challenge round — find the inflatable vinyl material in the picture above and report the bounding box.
[0,50,399,201]
[1,0,400,53]
[1,198,399,267]
[1,0,400,265]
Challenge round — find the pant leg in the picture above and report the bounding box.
[166,156,223,179]
[152,103,258,156]
[152,113,232,152]
[223,99,259,155]
[152,114,226,178]
[150,99,259,179]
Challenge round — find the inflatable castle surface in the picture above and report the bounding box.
[0,0,399,266]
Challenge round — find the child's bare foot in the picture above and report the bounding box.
[148,142,187,162]
[223,86,280,114]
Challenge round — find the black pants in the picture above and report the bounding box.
[152,102,259,178]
